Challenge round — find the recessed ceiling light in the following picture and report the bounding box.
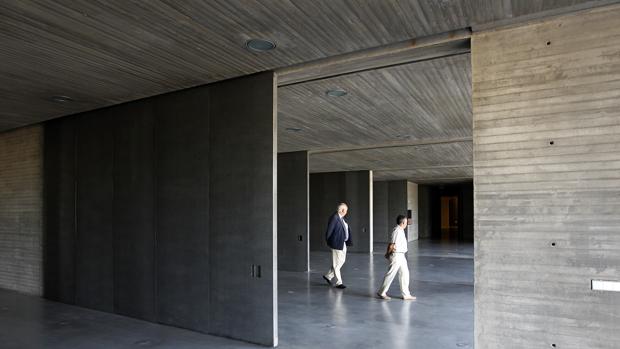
[51,95,73,103]
[245,38,276,52]
[326,89,347,97]
[285,127,302,132]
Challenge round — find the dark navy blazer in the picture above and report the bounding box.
[325,212,353,250]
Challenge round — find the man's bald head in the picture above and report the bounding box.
[337,203,348,217]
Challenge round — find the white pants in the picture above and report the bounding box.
[325,245,347,285]
[378,252,411,296]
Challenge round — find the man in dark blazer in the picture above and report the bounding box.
[322,203,353,289]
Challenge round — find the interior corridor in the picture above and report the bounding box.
[0,240,473,349]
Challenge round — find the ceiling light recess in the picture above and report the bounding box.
[245,38,276,52]
[326,89,347,97]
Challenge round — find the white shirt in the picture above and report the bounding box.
[339,214,349,241]
[390,225,408,253]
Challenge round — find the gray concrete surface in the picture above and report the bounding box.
[209,72,277,346]
[0,126,43,296]
[0,240,473,349]
[373,181,389,242]
[310,171,373,253]
[42,73,277,346]
[375,180,418,243]
[278,151,309,272]
[473,6,620,348]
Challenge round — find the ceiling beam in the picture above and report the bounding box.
[372,164,472,172]
[374,176,473,183]
[308,136,472,155]
[276,28,471,87]
[472,0,620,32]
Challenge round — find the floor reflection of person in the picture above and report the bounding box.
[377,214,416,300]
[322,203,353,289]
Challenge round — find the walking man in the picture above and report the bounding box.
[323,203,353,289]
[377,214,416,300]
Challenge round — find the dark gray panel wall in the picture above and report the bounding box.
[0,126,43,296]
[43,119,76,303]
[344,171,373,253]
[373,181,389,242]
[310,172,345,251]
[155,89,210,332]
[310,171,372,253]
[278,151,308,272]
[74,111,115,312]
[44,74,275,345]
[209,72,277,346]
[460,182,473,242]
[113,102,156,321]
[388,180,408,240]
[417,185,432,240]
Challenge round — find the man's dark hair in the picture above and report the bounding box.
[396,214,407,225]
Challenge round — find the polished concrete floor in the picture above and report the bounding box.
[0,240,473,349]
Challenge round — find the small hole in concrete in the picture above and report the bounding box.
[551,242,556,247]
[549,141,554,145]
[551,344,556,348]
[547,41,551,46]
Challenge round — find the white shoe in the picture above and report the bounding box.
[377,293,391,300]
[403,295,416,300]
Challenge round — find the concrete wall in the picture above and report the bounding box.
[473,6,620,348]
[376,180,419,242]
[407,182,419,241]
[310,171,373,253]
[43,72,277,346]
[373,181,389,242]
[0,126,43,296]
[278,151,308,272]
[209,72,277,346]
[417,185,432,239]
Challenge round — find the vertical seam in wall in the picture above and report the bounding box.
[72,122,78,305]
[206,88,211,332]
[153,105,159,322]
[112,117,117,312]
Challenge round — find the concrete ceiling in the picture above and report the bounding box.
[278,54,473,183]
[1,0,616,183]
[0,0,612,132]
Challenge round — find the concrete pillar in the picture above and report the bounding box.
[277,151,309,272]
[407,182,419,241]
[386,180,419,242]
[310,170,373,253]
[209,72,277,346]
[473,6,620,348]
[373,181,389,242]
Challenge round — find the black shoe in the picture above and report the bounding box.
[335,284,346,289]
[322,275,332,286]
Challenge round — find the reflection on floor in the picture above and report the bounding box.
[0,240,473,349]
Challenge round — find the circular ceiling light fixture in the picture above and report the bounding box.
[245,38,276,52]
[51,95,74,103]
[285,127,302,132]
[326,89,347,97]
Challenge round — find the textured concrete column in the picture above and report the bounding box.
[0,126,43,296]
[278,151,309,272]
[473,5,620,348]
[310,170,373,253]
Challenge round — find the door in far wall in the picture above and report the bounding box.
[440,195,458,241]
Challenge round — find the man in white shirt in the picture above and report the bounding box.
[377,214,416,300]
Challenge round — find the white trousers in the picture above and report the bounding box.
[378,253,411,296]
[325,245,347,285]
